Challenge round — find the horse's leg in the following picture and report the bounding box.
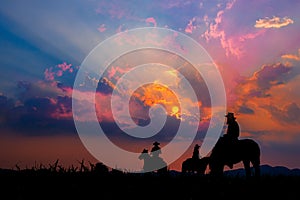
[252,159,261,178]
[181,163,185,173]
[243,160,251,178]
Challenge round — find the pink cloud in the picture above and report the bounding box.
[56,70,63,77]
[185,18,196,34]
[44,62,76,82]
[238,30,266,42]
[203,8,243,58]
[97,24,107,33]
[50,99,73,120]
[145,17,157,27]
[44,67,55,81]
[203,5,265,59]
[107,66,131,79]
[57,62,72,71]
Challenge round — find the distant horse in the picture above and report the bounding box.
[181,157,210,174]
[138,149,168,174]
[209,137,261,178]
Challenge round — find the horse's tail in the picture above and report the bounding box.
[248,139,261,161]
[243,139,261,177]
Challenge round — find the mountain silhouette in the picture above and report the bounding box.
[224,164,300,177]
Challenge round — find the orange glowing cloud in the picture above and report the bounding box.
[255,16,294,29]
[281,49,300,61]
[230,57,300,144]
[132,83,181,119]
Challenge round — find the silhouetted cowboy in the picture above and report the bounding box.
[223,112,240,168]
[192,144,200,160]
[150,141,162,158]
[224,112,240,140]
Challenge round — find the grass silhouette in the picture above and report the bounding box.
[0,160,299,200]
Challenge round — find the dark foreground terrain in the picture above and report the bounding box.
[1,170,300,200]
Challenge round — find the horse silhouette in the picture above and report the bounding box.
[209,137,261,178]
[138,149,168,174]
[181,157,210,174]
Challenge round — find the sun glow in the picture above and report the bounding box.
[172,106,179,114]
[132,83,181,119]
[171,106,181,119]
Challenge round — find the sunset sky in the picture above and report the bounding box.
[1,0,300,172]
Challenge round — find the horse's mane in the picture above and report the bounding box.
[211,137,227,155]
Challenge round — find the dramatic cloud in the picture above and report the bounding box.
[1,0,300,170]
[253,63,292,90]
[236,63,293,98]
[202,0,265,59]
[203,3,237,56]
[16,80,66,101]
[268,102,300,125]
[255,16,294,28]
[232,59,300,144]
[0,95,76,136]
[238,105,254,115]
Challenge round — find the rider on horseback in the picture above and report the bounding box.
[224,112,239,140]
[192,144,200,160]
[150,141,162,158]
[223,112,240,168]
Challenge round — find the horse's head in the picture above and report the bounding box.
[138,148,149,160]
[142,148,148,153]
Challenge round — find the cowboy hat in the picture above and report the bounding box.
[225,112,236,119]
[153,141,160,145]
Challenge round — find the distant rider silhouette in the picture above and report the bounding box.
[192,144,200,160]
[151,141,162,158]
